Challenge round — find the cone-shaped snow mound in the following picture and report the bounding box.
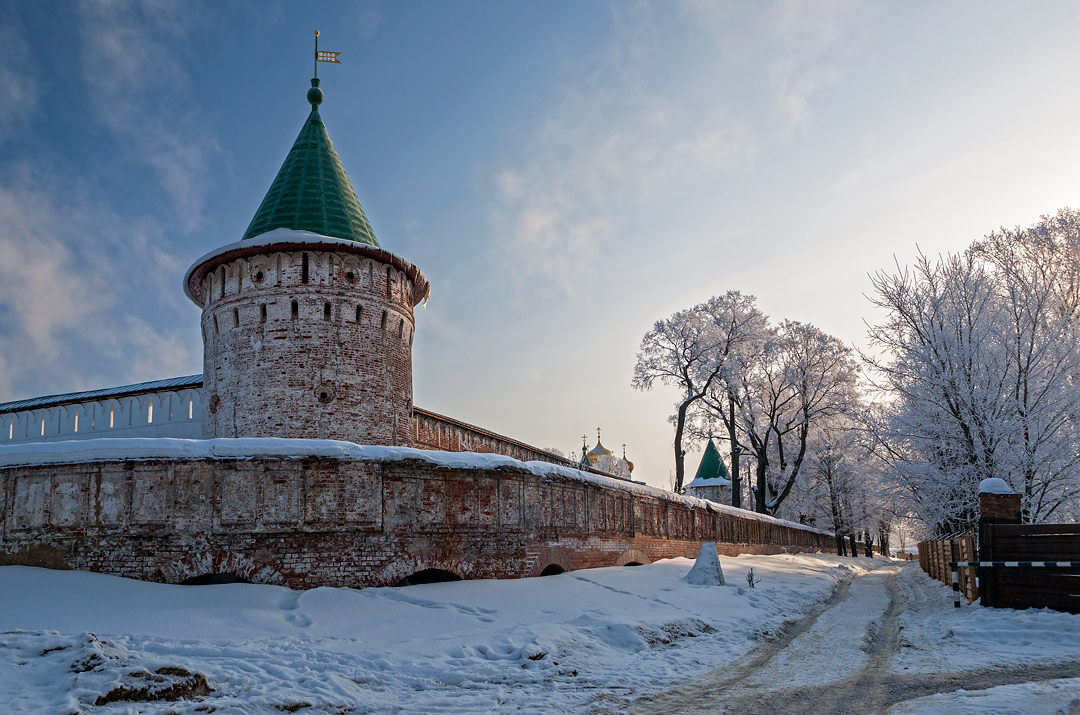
[683,542,725,586]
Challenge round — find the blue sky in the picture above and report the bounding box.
[3,1,1080,488]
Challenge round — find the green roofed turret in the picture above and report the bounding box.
[242,78,379,246]
[693,439,731,482]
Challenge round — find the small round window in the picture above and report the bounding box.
[315,384,335,404]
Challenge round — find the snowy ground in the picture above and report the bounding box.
[0,554,873,714]
[2,556,1078,714]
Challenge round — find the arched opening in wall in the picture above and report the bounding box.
[393,569,462,587]
[623,562,643,567]
[302,253,310,284]
[323,302,331,321]
[179,573,252,586]
[539,564,565,576]
[291,300,299,320]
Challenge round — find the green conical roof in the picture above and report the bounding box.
[694,439,731,482]
[242,79,379,246]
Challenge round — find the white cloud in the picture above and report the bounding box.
[0,17,37,137]
[77,0,218,231]
[0,169,197,401]
[491,1,863,292]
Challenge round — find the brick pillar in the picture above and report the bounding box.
[978,486,1021,608]
[979,492,1021,522]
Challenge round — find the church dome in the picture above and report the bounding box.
[587,440,613,460]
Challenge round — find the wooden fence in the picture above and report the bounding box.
[918,532,978,604]
[980,524,1080,613]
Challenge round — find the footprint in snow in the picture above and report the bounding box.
[278,592,301,611]
[285,612,313,628]
[376,590,497,622]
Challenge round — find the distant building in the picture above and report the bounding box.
[579,430,634,480]
[683,438,731,504]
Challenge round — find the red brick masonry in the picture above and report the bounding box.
[979,492,1022,522]
[0,453,835,588]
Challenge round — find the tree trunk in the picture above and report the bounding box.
[728,393,741,509]
[673,401,689,493]
[755,454,768,514]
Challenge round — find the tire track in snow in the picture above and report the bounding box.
[625,564,1080,715]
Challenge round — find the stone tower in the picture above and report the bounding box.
[183,78,429,445]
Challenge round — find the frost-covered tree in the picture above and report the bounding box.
[729,321,860,516]
[866,210,1080,532]
[632,292,766,493]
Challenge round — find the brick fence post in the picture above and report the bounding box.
[978,479,1021,608]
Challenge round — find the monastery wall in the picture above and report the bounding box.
[0,387,202,445]
[0,445,833,588]
[0,383,604,476]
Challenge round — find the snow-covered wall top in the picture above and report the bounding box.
[0,437,829,535]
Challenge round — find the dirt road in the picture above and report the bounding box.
[627,563,1080,714]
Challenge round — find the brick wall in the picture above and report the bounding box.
[200,249,415,446]
[0,456,833,588]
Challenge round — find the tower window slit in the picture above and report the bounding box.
[213,314,219,334]
[355,305,362,323]
[148,401,153,424]
[188,397,193,420]
[74,413,78,432]
[386,266,392,297]
[302,254,309,284]
[233,307,240,327]
[398,320,404,338]
[291,300,299,319]
[324,302,331,321]
[260,304,267,323]
[381,311,387,330]
[40,418,44,436]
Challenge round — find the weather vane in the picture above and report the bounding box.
[313,29,341,79]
